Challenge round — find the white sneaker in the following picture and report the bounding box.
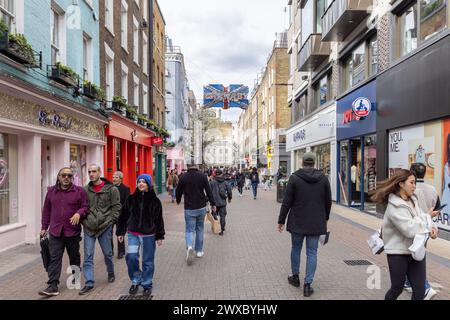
[403,284,412,293]
[196,251,204,258]
[186,247,195,266]
[424,287,437,300]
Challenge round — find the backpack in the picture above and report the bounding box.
[218,181,228,199]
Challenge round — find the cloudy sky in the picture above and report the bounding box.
[158,0,289,122]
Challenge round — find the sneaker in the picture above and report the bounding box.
[143,288,152,297]
[129,284,139,295]
[288,274,300,287]
[196,251,204,258]
[424,287,437,300]
[403,283,412,293]
[38,285,59,297]
[219,231,224,236]
[79,285,94,295]
[186,247,195,266]
[303,283,314,297]
[108,273,115,283]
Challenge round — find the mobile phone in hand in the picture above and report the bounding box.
[435,203,447,211]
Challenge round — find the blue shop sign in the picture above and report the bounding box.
[336,80,376,141]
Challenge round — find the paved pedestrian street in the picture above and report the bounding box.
[1,187,450,300]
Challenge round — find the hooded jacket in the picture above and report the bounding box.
[278,167,332,235]
[117,188,165,240]
[383,193,432,255]
[210,176,232,207]
[82,178,121,237]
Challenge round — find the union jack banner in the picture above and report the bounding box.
[203,84,249,110]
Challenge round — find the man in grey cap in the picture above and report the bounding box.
[277,152,331,297]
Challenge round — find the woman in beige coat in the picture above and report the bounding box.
[370,169,439,300]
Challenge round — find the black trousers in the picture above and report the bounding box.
[47,234,81,287]
[111,224,125,256]
[385,254,426,300]
[237,185,243,195]
[217,206,228,231]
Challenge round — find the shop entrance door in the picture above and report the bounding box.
[41,140,52,207]
[349,138,362,207]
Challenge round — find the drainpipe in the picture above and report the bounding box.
[149,0,154,120]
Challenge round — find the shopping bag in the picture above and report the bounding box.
[367,229,384,255]
[40,232,51,272]
[206,209,221,234]
[409,233,429,261]
[319,231,330,245]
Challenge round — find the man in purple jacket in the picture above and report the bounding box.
[38,167,89,297]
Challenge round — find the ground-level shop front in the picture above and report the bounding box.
[153,147,167,195]
[104,113,155,191]
[336,80,377,214]
[0,84,106,252]
[377,35,450,233]
[286,103,336,200]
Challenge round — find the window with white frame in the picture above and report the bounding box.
[121,1,128,50]
[121,63,128,102]
[51,8,63,65]
[105,0,114,34]
[0,0,15,32]
[143,33,148,74]
[105,44,114,107]
[133,75,139,108]
[83,34,92,81]
[143,84,148,115]
[133,17,139,64]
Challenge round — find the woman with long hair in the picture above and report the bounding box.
[370,169,439,300]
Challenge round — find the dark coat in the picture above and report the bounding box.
[250,172,260,184]
[116,183,131,206]
[278,168,332,235]
[176,168,216,210]
[236,173,245,187]
[210,176,232,207]
[117,188,165,240]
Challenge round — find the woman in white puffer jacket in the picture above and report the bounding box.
[370,169,439,300]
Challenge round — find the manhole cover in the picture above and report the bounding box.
[118,294,153,300]
[344,260,373,266]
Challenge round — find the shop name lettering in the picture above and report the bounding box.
[389,132,402,152]
[342,109,360,124]
[38,111,72,130]
[293,129,306,142]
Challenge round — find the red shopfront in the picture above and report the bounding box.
[104,113,156,190]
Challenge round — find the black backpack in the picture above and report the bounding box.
[218,182,228,199]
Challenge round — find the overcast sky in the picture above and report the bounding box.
[158,0,288,122]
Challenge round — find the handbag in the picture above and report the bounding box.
[40,232,51,272]
[409,233,429,261]
[367,229,384,255]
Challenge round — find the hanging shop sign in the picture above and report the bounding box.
[152,136,163,145]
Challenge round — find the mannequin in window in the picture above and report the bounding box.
[351,164,357,184]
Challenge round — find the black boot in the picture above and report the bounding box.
[303,283,314,297]
[288,274,300,287]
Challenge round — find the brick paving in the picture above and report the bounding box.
[1,186,449,300]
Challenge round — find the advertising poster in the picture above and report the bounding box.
[389,120,450,230]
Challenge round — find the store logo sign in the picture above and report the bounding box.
[38,111,72,130]
[352,97,371,118]
[293,129,306,142]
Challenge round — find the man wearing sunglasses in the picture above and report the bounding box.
[39,167,89,297]
[79,164,121,295]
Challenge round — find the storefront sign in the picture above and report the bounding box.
[287,105,336,152]
[38,110,72,130]
[152,137,163,145]
[337,80,376,140]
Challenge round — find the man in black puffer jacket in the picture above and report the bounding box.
[117,174,165,297]
[277,152,331,298]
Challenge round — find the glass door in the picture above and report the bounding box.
[349,138,362,207]
[339,140,349,205]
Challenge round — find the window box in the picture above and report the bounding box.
[0,31,41,68]
[83,81,105,101]
[47,63,79,87]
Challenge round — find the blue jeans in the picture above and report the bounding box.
[252,183,258,198]
[126,233,156,289]
[184,207,206,252]
[172,187,177,200]
[83,225,114,287]
[291,233,320,285]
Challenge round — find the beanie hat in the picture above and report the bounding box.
[137,174,153,187]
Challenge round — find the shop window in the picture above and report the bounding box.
[339,141,349,205]
[364,135,377,214]
[115,140,121,171]
[0,133,18,227]
[311,143,331,180]
[70,144,87,187]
